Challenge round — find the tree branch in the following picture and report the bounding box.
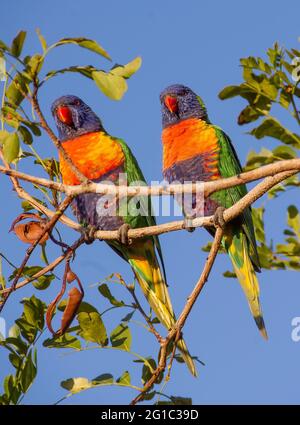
[0,158,300,197]
[130,226,224,405]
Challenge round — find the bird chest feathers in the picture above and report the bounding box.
[59,132,125,185]
[162,117,221,182]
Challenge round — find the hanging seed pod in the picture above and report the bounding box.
[46,262,84,336]
[58,287,83,335]
[10,213,49,245]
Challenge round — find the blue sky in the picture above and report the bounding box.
[1,0,300,405]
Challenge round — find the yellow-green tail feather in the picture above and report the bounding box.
[126,239,197,376]
[224,230,268,340]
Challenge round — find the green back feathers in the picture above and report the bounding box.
[212,127,261,272]
[115,138,167,282]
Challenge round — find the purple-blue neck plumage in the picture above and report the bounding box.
[51,95,105,142]
[160,84,209,129]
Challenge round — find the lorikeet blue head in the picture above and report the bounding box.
[51,95,104,141]
[160,84,208,128]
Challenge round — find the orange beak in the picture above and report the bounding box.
[57,106,73,125]
[164,95,178,113]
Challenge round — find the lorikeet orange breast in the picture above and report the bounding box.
[59,131,125,230]
[160,84,267,339]
[51,95,196,375]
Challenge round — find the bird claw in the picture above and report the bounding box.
[183,217,195,233]
[81,225,97,245]
[213,207,226,229]
[118,223,132,245]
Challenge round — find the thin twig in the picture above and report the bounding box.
[130,226,224,405]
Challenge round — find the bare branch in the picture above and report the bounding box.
[130,226,224,405]
[0,158,300,197]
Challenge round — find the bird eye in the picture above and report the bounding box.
[74,99,80,106]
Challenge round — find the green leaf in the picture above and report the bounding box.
[0,131,20,163]
[240,56,272,74]
[54,37,111,60]
[170,396,192,405]
[92,70,128,100]
[252,206,266,244]
[25,54,44,77]
[219,85,245,100]
[121,310,135,323]
[116,371,131,386]
[77,311,108,346]
[92,373,114,386]
[223,270,237,278]
[110,324,131,351]
[249,117,300,148]
[8,324,20,339]
[36,28,47,52]
[98,283,124,307]
[279,90,291,109]
[33,273,54,290]
[20,349,37,392]
[140,357,162,385]
[16,295,45,342]
[5,73,30,107]
[0,39,9,51]
[157,396,192,405]
[287,205,300,236]
[11,31,26,57]
[9,353,22,369]
[61,377,91,393]
[272,145,297,160]
[44,65,95,82]
[3,337,28,355]
[245,148,274,169]
[111,57,142,78]
[18,126,33,145]
[43,333,81,350]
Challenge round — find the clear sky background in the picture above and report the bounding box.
[1,0,300,405]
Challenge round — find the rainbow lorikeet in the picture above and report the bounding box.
[160,84,267,339]
[51,95,196,375]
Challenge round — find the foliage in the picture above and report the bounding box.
[0,295,45,405]
[214,42,300,276]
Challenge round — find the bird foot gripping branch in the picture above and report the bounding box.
[118,223,132,245]
[81,224,98,245]
[213,206,226,230]
[183,217,196,233]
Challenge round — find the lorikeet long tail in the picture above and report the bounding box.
[223,228,268,340]
[120,239,197,376]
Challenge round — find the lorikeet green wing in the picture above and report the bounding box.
[211,127,267,338]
